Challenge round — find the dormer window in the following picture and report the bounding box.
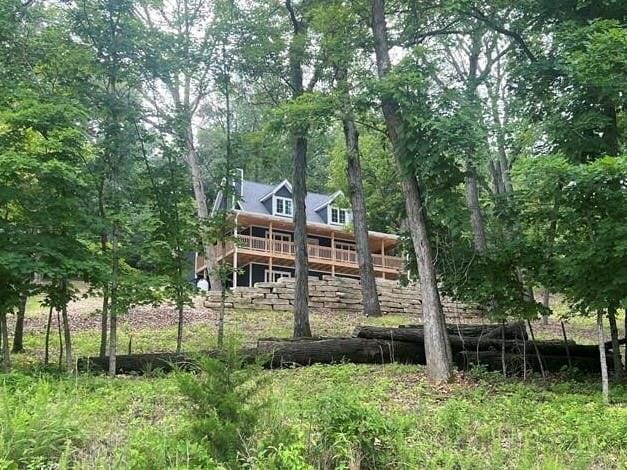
[274,196,293,217]
[330,206,349,225]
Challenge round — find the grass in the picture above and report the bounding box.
[2,295,627,468]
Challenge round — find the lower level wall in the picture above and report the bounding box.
[204,275,483,321]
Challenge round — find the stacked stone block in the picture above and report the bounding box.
[204,275,482,320]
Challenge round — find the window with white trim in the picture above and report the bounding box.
[274,196,293,216]
[330,206,349,225]
[264,269,292,282]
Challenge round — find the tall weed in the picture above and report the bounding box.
[0,374,83,467]
[309,386,407,469]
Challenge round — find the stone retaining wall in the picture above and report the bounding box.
[204,275,483,321]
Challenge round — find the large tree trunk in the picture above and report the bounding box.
[11,294,27,353]
[0,311,9,371]
[370,0,452,382]
[286,1,311,338]
[343,117,381,317]
[185,125,222,292]
[597,310,609,404]
[291,132,311,337]
[607,305,623,378]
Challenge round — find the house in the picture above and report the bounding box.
[194,171,403,288]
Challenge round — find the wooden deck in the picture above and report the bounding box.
[196,234,403,279]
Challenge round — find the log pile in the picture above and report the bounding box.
[78,322,617,375]
[353,324,610,373]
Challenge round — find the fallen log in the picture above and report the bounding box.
[398,321,528,340]
[77,339,424,374]
[355,325,619,357]
[77,335,617,376]
[456,351,612,374]
[77,349,258,375]
[257,337,425,367]
[78,352,198,374]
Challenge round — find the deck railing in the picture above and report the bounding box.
[201,234,402,270]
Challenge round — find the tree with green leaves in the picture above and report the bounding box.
[71,0,148,375]
[370,0,453,382]
[309,0,382,317]
[137,0,223,293]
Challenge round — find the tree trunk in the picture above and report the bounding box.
[343,116,381,317]
[465,163,488,252]
[56,308,63,368]
[370,0,452,382]
[61,302,73,371]
[286,3,311,338]
[109,225,119,377]
[527,320,546,378]
[541,288,550,325]
[0,311,9,371]
[561,321,572,368]
[597,310,609,404]
[487,82,512,194]
[462,34,489,254]
[185,125,222,292]
[291,132,312,337]
[60,280,73,371]
[11,294,27,353]
[218,283,226,349]
[108,306,117,377]
[501,320,507,376]
[607,306,623,378]
[176,302,184,353]
[44,305,53,365]
[99,289,108,358]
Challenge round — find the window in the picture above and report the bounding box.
[274,196,293,216]
[330,206,348,225]
[264,269,292,282]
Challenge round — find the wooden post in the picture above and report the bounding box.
[331,231,335,277]
[381,239,385,267]
[232,220,238,288]
[268,222,273,281]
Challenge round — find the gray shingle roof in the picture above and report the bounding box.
[239,180,333,224]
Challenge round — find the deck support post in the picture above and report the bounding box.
[233,221,238,288]
[268,222,273,282]
[331,231,335,277]
[381,239,385,267]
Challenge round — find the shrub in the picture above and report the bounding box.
[176,346,269,465]
[309,387,406,469]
